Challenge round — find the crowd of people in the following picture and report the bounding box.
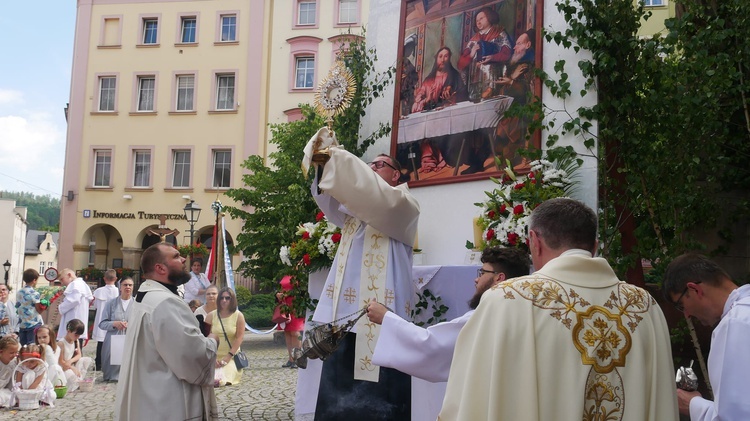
[1,136,746,421]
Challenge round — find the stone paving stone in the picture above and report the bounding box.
[4,333,297,420]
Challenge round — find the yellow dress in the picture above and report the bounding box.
[210,310,243,385]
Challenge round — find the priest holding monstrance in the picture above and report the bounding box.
[300,61,419,420]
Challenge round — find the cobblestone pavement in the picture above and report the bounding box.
[5,332,298,420]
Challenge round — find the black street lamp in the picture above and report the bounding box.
[183,200,202,256]
[3,260,10,285]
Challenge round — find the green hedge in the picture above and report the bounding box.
[242,293,276,329]
[235,285,252,308]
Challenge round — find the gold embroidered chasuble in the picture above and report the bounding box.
[439,255,678,421]
[311,145,420,382]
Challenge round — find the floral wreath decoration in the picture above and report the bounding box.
[471,157,579,252]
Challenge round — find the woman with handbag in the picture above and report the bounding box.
[276,275,305,369]
[205,287,246,386]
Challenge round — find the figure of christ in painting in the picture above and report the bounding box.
[495,29,536,169]
[411,47,467,174]
[457,6,512,101]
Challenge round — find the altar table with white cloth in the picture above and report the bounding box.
[294,265,478,421]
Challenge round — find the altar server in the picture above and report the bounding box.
[664,253,750,420]
[366,246,529,382]
[440,198,678,421]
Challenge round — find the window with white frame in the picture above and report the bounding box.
[212,149,231,188]
[39,262,46,274]
[133,150,151,187]
[143,19,158,44]
[176,75,195,111]
[93,149,112,187]
[338,0,357,24]
[643,0,664,5]
[98,76,117,111]
[298,1,316,25]
[172,150,191,187]
[220,14,237,41]
[137,76,155,111]
[215,74,235,110]
[181,17,197,43]
[295,57,315,89]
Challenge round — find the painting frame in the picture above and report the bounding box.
[391,0,544,187]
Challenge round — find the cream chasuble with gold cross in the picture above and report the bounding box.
[439,254,678,421]
[310,145,419,383]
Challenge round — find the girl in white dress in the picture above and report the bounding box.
[35,325,65,387]
[15,344,56,406]
[0,336,20,408]
[58,319,92,392]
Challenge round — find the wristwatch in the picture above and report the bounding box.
[228,351,234,356]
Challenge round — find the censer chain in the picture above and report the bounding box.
[326,301,394,327]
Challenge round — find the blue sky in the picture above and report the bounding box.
[0,2,76,198]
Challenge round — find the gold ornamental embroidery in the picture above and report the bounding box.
[583,371,623,421]
[498,276,653,421]
[573,306,632,373]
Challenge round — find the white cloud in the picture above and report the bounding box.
[0,113,65,195]
[0,89,23,105]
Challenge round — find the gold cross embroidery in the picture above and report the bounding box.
[344,287,357,304]
[325,284,334,299]
[385,289,395,306]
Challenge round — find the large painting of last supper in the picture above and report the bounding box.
[391,0,543,186]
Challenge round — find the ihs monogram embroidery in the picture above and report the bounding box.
[497,276,655,421]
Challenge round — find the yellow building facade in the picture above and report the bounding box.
[60,0,267,272]
[60,0,370,276]
[638,0,676,36]
[261,0,369,150]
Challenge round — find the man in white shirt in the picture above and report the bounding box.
[366,246,530,382]
[183,259,211,305]
[92,269,119,370]
[56,268,94,347]
[664,253,750,420]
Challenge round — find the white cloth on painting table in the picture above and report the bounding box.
[689,284,750,421]
[311,142,419,379]
[92,285,119,342]
[99,296,134,382]
[115,279,218,421]
[439,253,678,421]
[57,277,94,341]
[184,272,210,304]
[372,310,473,383]
[0,359,16,407]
